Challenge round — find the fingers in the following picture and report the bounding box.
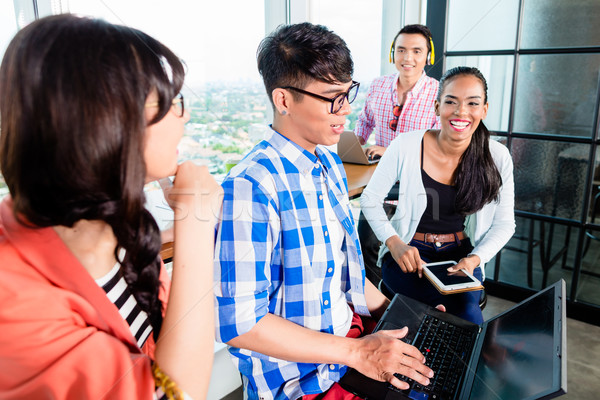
[435,304,446,312]
[355,332,434,390]
[389,359,433,388]
[365,145,385,158]
[379,330,425,362]
[378,335,433,387]
[386,373,410,390]
[449,255,480,275]
[447,260,463,273]
[158,177,173,191]
[397,258,410,274]
[165,162,223,223]
[380,327,408,340]
[411,252,423,277]
[395,247,422,274]
[159,177,175,209]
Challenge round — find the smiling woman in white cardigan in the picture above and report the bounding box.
[361,66,515,324]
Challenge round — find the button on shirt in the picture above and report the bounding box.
[214,128,369,400]
[355,71,440,148]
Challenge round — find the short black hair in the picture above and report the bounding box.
[257,22,353,107]
[393,24,433,53]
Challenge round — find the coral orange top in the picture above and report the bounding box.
[0,198,170,399]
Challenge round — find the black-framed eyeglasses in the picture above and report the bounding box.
[388,104,403,131]
[281,81,360,114]
[145,93,185,117]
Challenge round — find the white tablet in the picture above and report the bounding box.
[422,260,483,295]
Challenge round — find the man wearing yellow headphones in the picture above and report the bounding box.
[356,24,440,284]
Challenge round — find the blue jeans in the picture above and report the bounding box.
[381,238,483,324]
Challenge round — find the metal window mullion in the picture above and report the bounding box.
[570,69,600,300]
[506,0,524,151]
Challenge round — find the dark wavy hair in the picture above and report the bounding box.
[257,22,353,107]
[0,14,185,340]
[437,66,502,215]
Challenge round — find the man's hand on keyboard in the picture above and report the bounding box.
[348,327,435,390]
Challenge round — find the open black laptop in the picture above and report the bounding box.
[340,280,567,400]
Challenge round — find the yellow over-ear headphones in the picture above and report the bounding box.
[428,37,435,65]
[389,36,435,65]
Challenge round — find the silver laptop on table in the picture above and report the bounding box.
[337,131,380,165]
[340,280,567,400]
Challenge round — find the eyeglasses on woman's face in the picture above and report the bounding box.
[145,93,185,118]
[281,81,360,114]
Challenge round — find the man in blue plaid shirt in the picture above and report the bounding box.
[214,23,435,400]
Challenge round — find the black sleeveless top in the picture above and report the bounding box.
[415,139,465,233]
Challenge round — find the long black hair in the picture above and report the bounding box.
[0,14,185,340]
[437,66,502,215]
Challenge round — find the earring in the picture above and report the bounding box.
[281,110,287,115]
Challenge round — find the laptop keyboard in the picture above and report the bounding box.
[389,314,475,400]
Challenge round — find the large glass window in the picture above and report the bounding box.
[513,54,600,137]
[0,0,18,56]
[66,0,270,175]
[306,0,384,131]
[446,0,519,51]
[445,55,513,132]
[521,0,600,49]
[580,223,600,305]
[0,0,19,198]
[512,138,589,220]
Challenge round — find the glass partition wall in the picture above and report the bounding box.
[429,0,600,325]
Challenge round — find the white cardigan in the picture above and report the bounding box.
[360,130,515,280]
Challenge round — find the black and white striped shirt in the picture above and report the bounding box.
[96,262,178,399]
[95,262,153,349]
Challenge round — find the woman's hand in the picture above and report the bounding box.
[448,254,481,275]
[386,236,425,277]
[365,145,386,160]
[160,161,223,225]
[155,161,222,398]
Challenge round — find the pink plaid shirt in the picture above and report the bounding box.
[355,72,440,147]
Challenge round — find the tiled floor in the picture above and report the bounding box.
[483,295,600,400]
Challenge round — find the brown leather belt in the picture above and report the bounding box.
[413,231,466,247]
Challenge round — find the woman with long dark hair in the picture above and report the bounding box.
[0,14,221,399]
[361,66,515,324]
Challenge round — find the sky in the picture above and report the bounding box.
[62,0,383,86]
[2,0,385,87]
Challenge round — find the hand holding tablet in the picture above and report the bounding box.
[422,260,483,295]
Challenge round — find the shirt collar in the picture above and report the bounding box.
[393,71,429,98]
[267,125,329,175]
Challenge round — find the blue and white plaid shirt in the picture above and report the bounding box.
[214,128,369,400]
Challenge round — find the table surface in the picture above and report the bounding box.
[344,162,378,199]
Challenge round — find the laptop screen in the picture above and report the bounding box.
[469,285,560,399]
